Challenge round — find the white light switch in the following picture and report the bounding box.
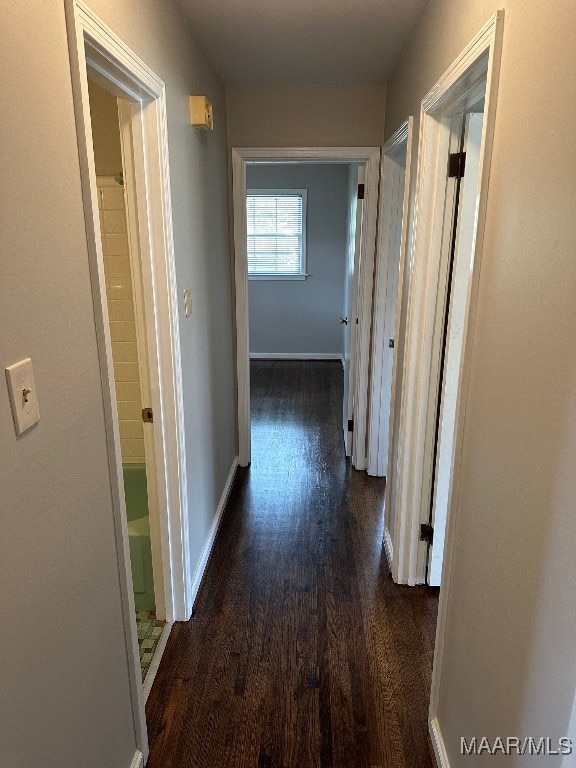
[183,288,192,318]
[5,358,40,435]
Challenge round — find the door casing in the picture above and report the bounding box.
[366,119,414,575]
[65,0,193,759]
[381,12,504,762]
[231,147,381,470]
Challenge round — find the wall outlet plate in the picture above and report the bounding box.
[5,357,40,435]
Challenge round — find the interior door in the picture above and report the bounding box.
[343,164,364,455]
[368,150,407,477]
[427,111,485,585]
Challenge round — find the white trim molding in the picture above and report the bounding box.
[250,353,343,361]
[129,751,145,768]
[232,147,381,469]
[430,718,451,768]
[383,528,394,573]
[142,621,174,700]
[188,457,240,607]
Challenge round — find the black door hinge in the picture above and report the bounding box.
[357,183,365,199]
[348,419,354,432]
[448,151,466,179]
[142,407,154,423]
[420,523,434,544]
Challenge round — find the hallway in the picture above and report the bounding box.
[146,361,438,767]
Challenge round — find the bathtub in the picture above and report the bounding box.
[123,464,155,612]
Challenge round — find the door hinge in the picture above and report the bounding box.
[448,151,466,179]
[142,407,154,423]
[420,523,434,545]
[357,183,365,200]
[348,419,354,432]
[388,338,395,348]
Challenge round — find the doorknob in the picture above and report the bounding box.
[340,317,349,325]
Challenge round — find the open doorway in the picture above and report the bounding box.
[425,106,485,586]
[87,79,170,683]
[377,15,504,760]
[232,147,381,471]
[387,14,503,597]
[66,2,194,760]
[245,161,363,453]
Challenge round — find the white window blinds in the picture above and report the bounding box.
[246,190,306,277]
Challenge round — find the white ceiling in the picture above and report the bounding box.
[176,0,428,85]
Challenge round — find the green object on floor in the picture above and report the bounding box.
[123,464,149,522]
[136,610,165,681]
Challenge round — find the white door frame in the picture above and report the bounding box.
[232,147,381,469]
[366,119,414,574]
[393,12,504,586]
[65,0,193,758]
[379,11,504,762]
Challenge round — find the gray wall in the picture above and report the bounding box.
[247,164,349,356]
[227,85,386,147]
[0,0,235,766]
[385,0,576,763]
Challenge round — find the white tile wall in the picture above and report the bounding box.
[97,176,145,464]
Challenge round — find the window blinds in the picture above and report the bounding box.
[246,193,304,275]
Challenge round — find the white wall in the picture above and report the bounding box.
[247,163,349,357]
[0,1,235,766]
[385,0,576,762]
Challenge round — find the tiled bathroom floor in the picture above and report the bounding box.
[136,610,165,681]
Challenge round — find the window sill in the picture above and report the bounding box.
[249,274,308,281]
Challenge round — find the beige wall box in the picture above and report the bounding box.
[190,95,213,130]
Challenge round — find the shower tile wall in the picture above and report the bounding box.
[97,176,145,464]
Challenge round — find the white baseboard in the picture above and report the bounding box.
[383,527,394,573]
[250,352,343,361]
[188,456,239,611]
[130,750,144,768]
[430,717,450,768]
[142,620,173,700]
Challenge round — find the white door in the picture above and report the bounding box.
[427,112,485,585]
[117,98,167,618]
[367,149,407,477]
[343,165,364,455]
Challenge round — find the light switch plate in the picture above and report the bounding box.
[5,357,40,435]
[184,288,192,318]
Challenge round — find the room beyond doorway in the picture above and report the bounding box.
[245,161,362,460]
[232,147,381,471]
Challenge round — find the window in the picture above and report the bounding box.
[246,189,307,279]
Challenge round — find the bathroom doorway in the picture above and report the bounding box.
[67,4,193,758]
[87,78,169,689]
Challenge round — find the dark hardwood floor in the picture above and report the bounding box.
[146,361,438,768]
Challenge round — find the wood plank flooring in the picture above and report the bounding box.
[146,361,438,768]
